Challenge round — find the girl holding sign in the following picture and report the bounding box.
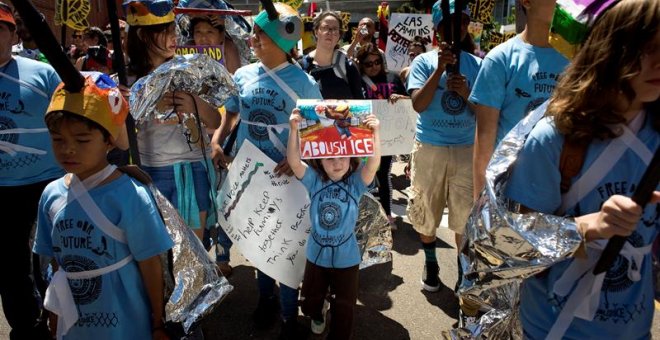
[211,2,322,338]
[288,109,381,339]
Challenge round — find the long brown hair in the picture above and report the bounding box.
[127,22,175,79]
[308,158,362,182]
[548,0,660,143]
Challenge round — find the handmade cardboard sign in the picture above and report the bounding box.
[217,140,310,288]
[372,99,416,156]
[297,100,374,159]
[384,13,433,72]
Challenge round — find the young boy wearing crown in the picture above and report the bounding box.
[34,72,173,340]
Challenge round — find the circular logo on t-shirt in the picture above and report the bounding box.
[441,91,466,116]
[319,202,341,231]
[247,110,276,142]
[602,231,644,293]
[62,255,103,305]
[0,116,18,154]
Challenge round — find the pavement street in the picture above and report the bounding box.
[2,159,659,339]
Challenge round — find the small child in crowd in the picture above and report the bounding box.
[34,73,173,340]
[287,109,381,339]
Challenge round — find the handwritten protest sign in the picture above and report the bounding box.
[176,45,225,64]
[217,141,310,288]
[297,100,374,159]
[384,13,433,72]
[372,99,416,156]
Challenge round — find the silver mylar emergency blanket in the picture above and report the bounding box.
[129,53,238,123]
[447,103,583,339]
[356,193,393,269]
[151,185,233,332]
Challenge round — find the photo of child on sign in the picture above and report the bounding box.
[297,99,374,159]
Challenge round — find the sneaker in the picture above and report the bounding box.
[421,263,440,292]
[253,296,279,330]
[279,318,308,340]
[310,299,330,335]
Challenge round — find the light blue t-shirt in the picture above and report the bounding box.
[225,62,322,162]
[469,35,569,144]
[505,115,660,339]
[406,50,482,146]
[301,167,368,268]
[0,56,63,186]
[34,174,174,340]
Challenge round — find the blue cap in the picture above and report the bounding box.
[432,0,471,28]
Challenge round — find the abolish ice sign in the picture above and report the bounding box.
[297,99,375,159]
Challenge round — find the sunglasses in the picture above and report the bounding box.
[362,59,382,68]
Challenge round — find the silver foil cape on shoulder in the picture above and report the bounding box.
[447,103,583,339]
[356,193,393,269]
[129,53,238,122]
[152,186,233,332]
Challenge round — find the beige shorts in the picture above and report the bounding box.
[406,141,474,236]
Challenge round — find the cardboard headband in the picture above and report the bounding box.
[47,72,129,141]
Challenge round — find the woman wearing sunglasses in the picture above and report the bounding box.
[356,43,409,230]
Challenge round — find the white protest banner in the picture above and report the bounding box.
[217,140,311,288]
[384,13,433,72]
[373,99,416,155]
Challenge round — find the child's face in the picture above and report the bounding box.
[193,21,224,46]
[251,25,279,59]
[50,119,112,181]
[630,31,660,106]
[321,157,351,181]
[148,23,177,62]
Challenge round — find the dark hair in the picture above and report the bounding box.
[84,27,108,47]
[411,36,427,52]
[46,111,111,142]
[308,157,362,182]
[126,22,175,78]
[549,0,660,142]
[437,14,477,55]
[190,16,225,32]
[356,43,385,76]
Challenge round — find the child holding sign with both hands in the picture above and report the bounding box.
[287,109,380,339]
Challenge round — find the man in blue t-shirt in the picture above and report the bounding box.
[406,0,481,296]
[0,4,62,339]
[470,0,568,199]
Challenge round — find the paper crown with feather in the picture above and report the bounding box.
[549,0,619,58]
[124,0,176,27]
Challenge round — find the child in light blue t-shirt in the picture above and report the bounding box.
[34,73,173,340]
[503,1,660,338]
[287,109,381,339]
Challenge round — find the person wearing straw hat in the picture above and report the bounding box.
[0,2,61,338]
[211,1,322,338]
